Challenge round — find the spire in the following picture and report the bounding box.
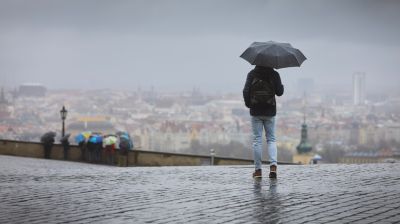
[0,87,7,104]
[303,91,306,124]
[296,91,312,154]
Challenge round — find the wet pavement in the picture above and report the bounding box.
[1,155,400,224]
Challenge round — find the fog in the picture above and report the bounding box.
[1,0,399,94]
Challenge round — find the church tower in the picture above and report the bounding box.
[292,92,315,164]
[296,111,312,154]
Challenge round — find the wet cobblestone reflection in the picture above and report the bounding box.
[1,155,400,223]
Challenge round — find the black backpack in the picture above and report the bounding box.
[250,75,275,107]
[119,137,131,151]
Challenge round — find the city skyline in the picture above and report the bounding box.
[1,86,399,163]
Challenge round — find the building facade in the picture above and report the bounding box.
[353,72,366,105]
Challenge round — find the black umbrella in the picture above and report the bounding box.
[115,131,126,136]
[240,41,307,69]
[60,133,71,143]
[40,131,56,143]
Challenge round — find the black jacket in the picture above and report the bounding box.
[243,66,284,116]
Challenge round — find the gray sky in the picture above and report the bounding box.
[1,0,399,94]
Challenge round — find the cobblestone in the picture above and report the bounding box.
[1,155,400,223]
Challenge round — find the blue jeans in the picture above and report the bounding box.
[251,116,278,170]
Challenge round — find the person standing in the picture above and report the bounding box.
[243,65,284,179]
[43,138,54,159]
[78,141,87,161]
[94,140,102,163]
[87,136,96,163]
[41,132,56,159]
[117,133,132,167]
[104,143,115,165]
[118,140,128,167]
[103,135,117,165]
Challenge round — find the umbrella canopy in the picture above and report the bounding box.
[104,135,117,146]
[74,134,85,144]
[82,131,92,139]
[60,133,71,143]
[74,131,92,144]
[88,134,103,144]
[313,154,322,160]
[240,41,307,69]
[40,131,56,143]
[116,131,129,137]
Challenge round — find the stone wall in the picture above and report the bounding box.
[0,140,82,161]
[0,139,272,166]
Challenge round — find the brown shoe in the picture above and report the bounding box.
[253,169,262,178]
[269,165,277,179]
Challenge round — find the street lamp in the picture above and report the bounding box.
[60,105,68,137]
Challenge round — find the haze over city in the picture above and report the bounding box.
[2,2,400,222]
[1,0,399,95]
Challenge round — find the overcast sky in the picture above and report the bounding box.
[0,0,399,95]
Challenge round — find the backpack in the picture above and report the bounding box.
[119,139,129,150]
[250,75,275,107]
[119,136,132,150]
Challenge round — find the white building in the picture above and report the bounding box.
[353,72,366,105]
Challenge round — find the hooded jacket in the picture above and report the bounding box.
[243,66,284,116]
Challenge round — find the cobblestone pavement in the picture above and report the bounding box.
[1,155,400,224]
